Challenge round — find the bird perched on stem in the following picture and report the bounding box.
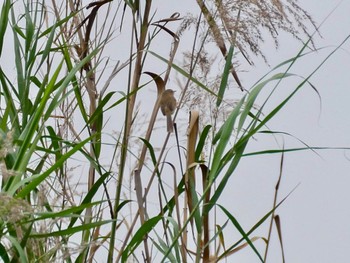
[160,89,176,133]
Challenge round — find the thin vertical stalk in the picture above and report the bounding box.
[109,1,153,262]
[264,151,284,262]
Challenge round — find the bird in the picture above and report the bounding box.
[160,89,176,133]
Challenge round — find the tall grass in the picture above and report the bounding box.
[0,1,348,262]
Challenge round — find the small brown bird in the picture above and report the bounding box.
[160,89,176,133]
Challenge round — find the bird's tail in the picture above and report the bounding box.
[166,115,173,133]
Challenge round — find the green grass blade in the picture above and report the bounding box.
[153,239,177,263]
[210,98,244,182]
[88,91,116,128]
[195,125,211,161]
[67,172,123,228]
[30,220,115,238]
[24,4,34,55]
[0,242,10,262]
[206,139,247,214]
[10,61,63,181]
[219,204,264,262]
[34,201,104,221]
[219,184,299,260]
[237,73,294,137]
[243,146,350,156]
[122,215,162,262]
[216,45,234,107]
[0,0,11,56]
[148,50,217,96]
[11,9,25,106]
[45,48,100,120]
[15,135,94,197]
[153,218,180,263]
[6,235,27,263]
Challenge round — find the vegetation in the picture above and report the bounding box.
[0,0,347,262]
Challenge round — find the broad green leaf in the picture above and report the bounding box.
[210,98,244,182]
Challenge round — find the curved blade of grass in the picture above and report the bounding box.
[258,130,317,149]
[67,171,125,228]
[14,135,94,197]
[0,0,11,56]
[274,215,285,263]
[237,73,294,137]
[218,204,263,262]
[0,71,21,132]
[218,184,299,260]
[122,215,162,262]
[206,139,248,214]
[216,222,227,253]
[148,50,217,97]
[250,34,350,138]
[6,235,27,263]
[9,60,64,186]
[153,235,177,263]
[216,45,234,107]
[34,201,105,221]
[210,98,244,182]
[46,126,63,168]
[243,146,350,156]
[45,48,100,120]
[0,66,19,98]
[153,217,181,262]
[212,97,244,145]
[195,124,211,161]
[24,4,34,55]
[88,91,116,127]
[30,220,115,238]
[0,88,12,131]
[11,8,25,106]
[0,242,10,262]
[139,137,159,174]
